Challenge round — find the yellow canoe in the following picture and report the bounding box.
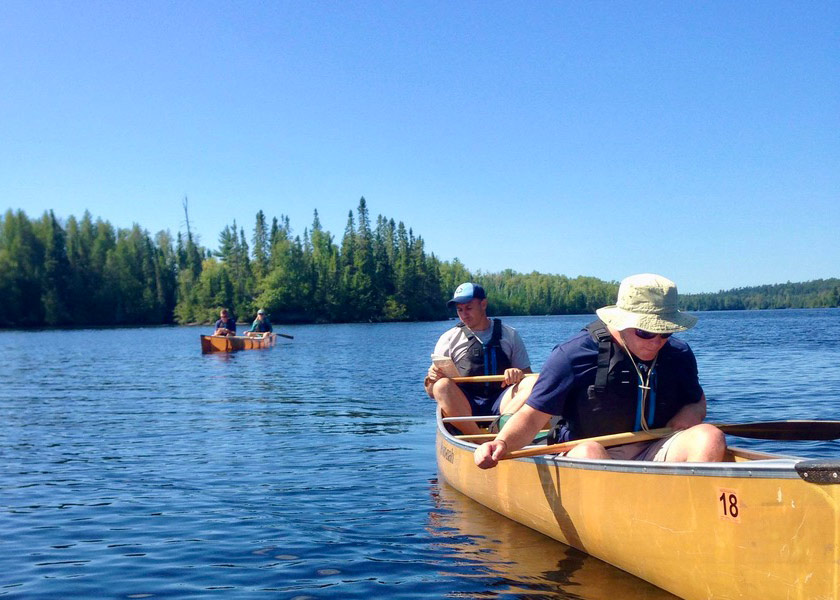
[433,479,681,599]
[436,410,840,600]
[200,333,277,353]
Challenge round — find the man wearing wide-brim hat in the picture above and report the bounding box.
[475,273,726,469]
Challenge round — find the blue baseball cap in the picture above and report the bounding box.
[447,282,486,308]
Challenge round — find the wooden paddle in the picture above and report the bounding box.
[449,375,838,440]
[451,373,538,384]
[504,428,673,460]
[502,420,840,460]
[277,333,294,339]
[712,420,840,441]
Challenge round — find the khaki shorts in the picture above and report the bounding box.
[605,430,686,462]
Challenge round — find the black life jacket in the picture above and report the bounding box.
[561,320,671,440]
[453,318,512,398]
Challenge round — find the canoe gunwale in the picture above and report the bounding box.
[436,410,808,481]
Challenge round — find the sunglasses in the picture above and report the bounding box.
[632,329,672,340]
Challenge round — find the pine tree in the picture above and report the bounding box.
[154,230,178,323]
[0,209,45,326]
[392,221,413,318]
[40,210,72,325]
[352,197,378,319]
[338,210,356,320]
[252,210,269,281]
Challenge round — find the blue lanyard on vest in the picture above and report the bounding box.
[634,365,657,431]
[483,344,497,377]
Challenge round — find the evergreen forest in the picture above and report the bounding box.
[1,199,838,328]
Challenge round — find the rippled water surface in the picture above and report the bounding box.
[2,309,839,598]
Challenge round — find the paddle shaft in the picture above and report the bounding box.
[501,420,840,460]
[447,375,837,440]
[451,373,538,384]
[504,427,673,460]
[277,333,294,339]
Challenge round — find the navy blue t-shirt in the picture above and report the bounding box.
[250,318,273,333]
[526,328,703,435]
[214,318,236,334]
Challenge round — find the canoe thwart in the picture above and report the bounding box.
[442,415,499,423]
[456,429,551,442]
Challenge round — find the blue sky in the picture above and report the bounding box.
[2,1,837,293]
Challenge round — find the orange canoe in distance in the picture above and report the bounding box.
[200,333,277,354]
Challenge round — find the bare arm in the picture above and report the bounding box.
[666,393,707,430]
[474,404,551,469]
[424,364,445,398]
[500,366,533,387]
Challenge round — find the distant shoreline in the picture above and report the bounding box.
[2,306,837,333]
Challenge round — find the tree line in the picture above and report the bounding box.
[1,200,838,328]
[173,198,456,324]
[0,208,178,327]
[681,280,840,311]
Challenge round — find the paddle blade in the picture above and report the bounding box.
[718,420,840,441]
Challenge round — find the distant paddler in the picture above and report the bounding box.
[213,308,236,336]
[245,308,273,338]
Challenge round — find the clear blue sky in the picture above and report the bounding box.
[2,1,838,293]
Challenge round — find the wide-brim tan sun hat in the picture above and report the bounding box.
[595,273,698,333]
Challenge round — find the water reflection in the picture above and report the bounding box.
[429,481,679,599]
[3,311,839,598]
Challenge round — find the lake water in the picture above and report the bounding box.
[2,309,839,599]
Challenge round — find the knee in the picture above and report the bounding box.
[567,441,609,459]
[431,377,460,399]
[512,375,537,398]
[689,424,727,459]
[499,376,537,414]
[695,423,726,445]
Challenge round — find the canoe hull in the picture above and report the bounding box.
[200,334,277,353]
[437,415,840,600]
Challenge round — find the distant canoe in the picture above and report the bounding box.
[436,409,840,600]
[200,333,277,354]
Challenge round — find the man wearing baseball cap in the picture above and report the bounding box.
[475,273,726,468]
[245,308,273,338]
[425,282,534,435]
